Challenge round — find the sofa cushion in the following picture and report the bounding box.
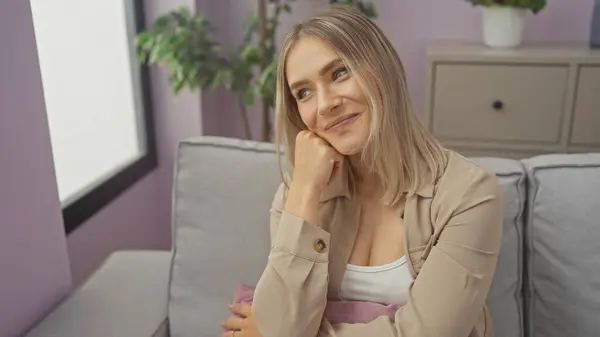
[471,157,527,337]
[169,137,281,337]
[523,153,600,337]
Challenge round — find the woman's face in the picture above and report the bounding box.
[285,36,371,156]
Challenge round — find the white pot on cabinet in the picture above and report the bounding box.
[482,7,527,48]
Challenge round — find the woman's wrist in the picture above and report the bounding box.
[284,183,321,226]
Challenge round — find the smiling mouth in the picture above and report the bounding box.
[325,113,361,131]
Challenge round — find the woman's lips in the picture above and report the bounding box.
[325,113,360,131]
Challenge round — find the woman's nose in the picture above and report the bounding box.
[317,87,341,115]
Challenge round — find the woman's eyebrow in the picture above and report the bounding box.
[318,58,342,77]
[288,58,343,90]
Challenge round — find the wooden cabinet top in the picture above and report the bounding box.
[426,41,600,64]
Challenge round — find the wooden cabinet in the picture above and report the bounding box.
[424,42,600,158]
[571,66,600,146]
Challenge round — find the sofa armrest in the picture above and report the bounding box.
[25,250,172,337]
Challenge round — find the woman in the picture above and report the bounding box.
[221,4,503,337]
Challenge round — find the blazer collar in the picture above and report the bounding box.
[319,161,352,202]
[319,160,434,202]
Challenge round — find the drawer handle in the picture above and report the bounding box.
[492,100,504,111]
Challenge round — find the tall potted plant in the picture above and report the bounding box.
[467,0,546,48]
[136,2,294,141]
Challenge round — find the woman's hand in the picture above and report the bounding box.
[291,130,343,194]
[285,131,343,226]
[221,303,262,337]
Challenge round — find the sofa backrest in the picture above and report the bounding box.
[522,153,600,337]
[471,157,527,337]
[168,136,599,337]
[168,137,278,337]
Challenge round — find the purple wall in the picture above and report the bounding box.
[0,1,72,336]
[0,0,204,333]
[2,6,203,337]
[201,0,595,139]
[66,172,163,284]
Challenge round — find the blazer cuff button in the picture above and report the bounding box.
[314,239,327,253]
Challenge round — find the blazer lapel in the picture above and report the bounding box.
[403,187,435,277]
[320,197,360,300]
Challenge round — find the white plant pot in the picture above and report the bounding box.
[482,7,527,49]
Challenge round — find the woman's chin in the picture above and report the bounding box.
[321,128,368,156]
[330,139,365,156]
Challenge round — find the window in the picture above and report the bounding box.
[30,0,157,234]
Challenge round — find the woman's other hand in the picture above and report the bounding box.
[221,303,262,337]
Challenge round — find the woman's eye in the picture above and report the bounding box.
[333,67,348,80]
[296,88,309,99]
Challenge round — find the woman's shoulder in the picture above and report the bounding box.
[434,149,502,204]
[428,149,504,248]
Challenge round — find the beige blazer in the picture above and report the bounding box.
[251,150,504,337]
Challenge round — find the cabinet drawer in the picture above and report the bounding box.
[571,66,600,145]
[431,64,568,143]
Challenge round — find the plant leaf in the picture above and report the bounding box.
[243,87,255,106]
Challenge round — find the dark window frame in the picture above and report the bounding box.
[63,0,157,234]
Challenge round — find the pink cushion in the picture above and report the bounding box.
[231,285,399,325]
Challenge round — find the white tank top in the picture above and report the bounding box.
[339,255,414,305]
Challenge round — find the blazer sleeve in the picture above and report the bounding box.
[323,170,504,337]
[252,182,330,337]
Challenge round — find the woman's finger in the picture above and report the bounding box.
[220,330,240,337]
[221,315,245,330]
[230,303,253,317]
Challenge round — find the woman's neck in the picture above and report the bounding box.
[348,154,382,199]
[348,154,407,207]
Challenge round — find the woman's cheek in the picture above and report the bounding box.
[298,105,318,131]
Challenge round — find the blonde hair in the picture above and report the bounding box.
[275,4,448,204]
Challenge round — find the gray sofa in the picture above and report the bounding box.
[25,136,600,337]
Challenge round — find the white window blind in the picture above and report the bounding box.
[30,0,147,206]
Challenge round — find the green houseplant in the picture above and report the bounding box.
[136,2,291,141]
[136,1,378,141]
[467,0,547,48]
[466,0,546,14]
